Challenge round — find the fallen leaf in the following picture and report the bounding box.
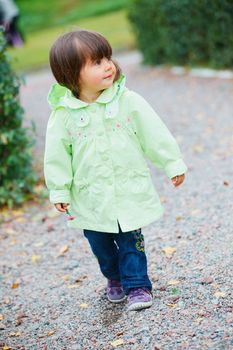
[116,331,124,336]
[58,245,69,256]
[12,209,24,217]
[31,213,46,222]
[14,217,26,223]
[200,277,213,284]
[75,275,88,283]
[162,247,177,255]
[223,181,229,186]
[47,330,55,336]
[9,331,21,337]
[214,291,226,298]
[151,275,159,282]
[110,339,124,347]
[5,228,17,235]
[67,284,79,289]
[195,317,204,324]
[33,242,44,247]
[15,312,27,325]
[191,209,202,217]
[160,196,167,203]
[167,279,180,285]
[31,255,41,263]
[10,239,17,245]
[11,282,20,289]
[3,346,11,350]
[166,303,177,308]
[62,274,71,281]
[192,144,203,153]
[79,303,89,308]
[15,319,22,326]
[176,215,184,221]
[0,314,4,320]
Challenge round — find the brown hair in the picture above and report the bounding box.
[49,29,121,97]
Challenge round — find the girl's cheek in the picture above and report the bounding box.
[111,64,116,77]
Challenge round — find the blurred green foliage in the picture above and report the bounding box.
[18,0,130,33]
[9,1,134,71]
[128,0,233,68]
[0,29,37,208]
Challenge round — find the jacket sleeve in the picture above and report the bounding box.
[129,91,187,179]
[44,109,73,204]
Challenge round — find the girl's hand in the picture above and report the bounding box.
[54,203,70,212]
[171,174,185,187]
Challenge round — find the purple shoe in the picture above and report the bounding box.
[106,279,126,303]
[127,287,153,311]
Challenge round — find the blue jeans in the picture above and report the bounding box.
[83,221,152,294]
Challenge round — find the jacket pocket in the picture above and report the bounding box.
[129,168,152,194]
[66,111,91,141]
[74,178,90,192]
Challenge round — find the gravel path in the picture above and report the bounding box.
[0,51,233,350]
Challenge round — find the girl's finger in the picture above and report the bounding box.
[55,203,66,212]
[176,176,184,186]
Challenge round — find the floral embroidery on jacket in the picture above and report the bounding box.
[132,228,145,252]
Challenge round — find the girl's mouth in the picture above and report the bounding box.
[104,74,112,79]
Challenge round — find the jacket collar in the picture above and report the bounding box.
[47,74,126,110]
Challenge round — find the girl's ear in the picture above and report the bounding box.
[111,59,121,82]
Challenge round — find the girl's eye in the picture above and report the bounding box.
[95,59,102,65]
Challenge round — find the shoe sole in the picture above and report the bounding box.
[107,295,127,303]
[127,300,153,311]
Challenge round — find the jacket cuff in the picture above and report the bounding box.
[164,159,188,179]
[49,190,71,204]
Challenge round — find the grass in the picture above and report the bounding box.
[17,0,131,33]
[8,10,135,72]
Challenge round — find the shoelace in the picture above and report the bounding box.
[128,288,151,300]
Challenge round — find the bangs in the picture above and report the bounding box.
[76,31,112,64]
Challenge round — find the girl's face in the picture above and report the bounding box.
[79,57,116,95]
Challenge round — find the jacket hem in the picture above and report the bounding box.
[66,207,164,233]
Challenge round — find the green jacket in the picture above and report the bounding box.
[44,74,187,233]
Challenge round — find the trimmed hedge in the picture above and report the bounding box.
[128,0,233,68]
[0,28,36,208]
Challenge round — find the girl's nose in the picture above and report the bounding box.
[104,59,112,71]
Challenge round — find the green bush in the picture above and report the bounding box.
[128,0,233,68]
[18,0,131,34]
[0,28,37,208]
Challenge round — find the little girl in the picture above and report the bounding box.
[44,29,187,311]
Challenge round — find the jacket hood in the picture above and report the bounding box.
[47,74,127,110]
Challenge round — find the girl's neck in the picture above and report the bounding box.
[79,89,102,104]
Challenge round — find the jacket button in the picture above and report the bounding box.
[102,155,109,161]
